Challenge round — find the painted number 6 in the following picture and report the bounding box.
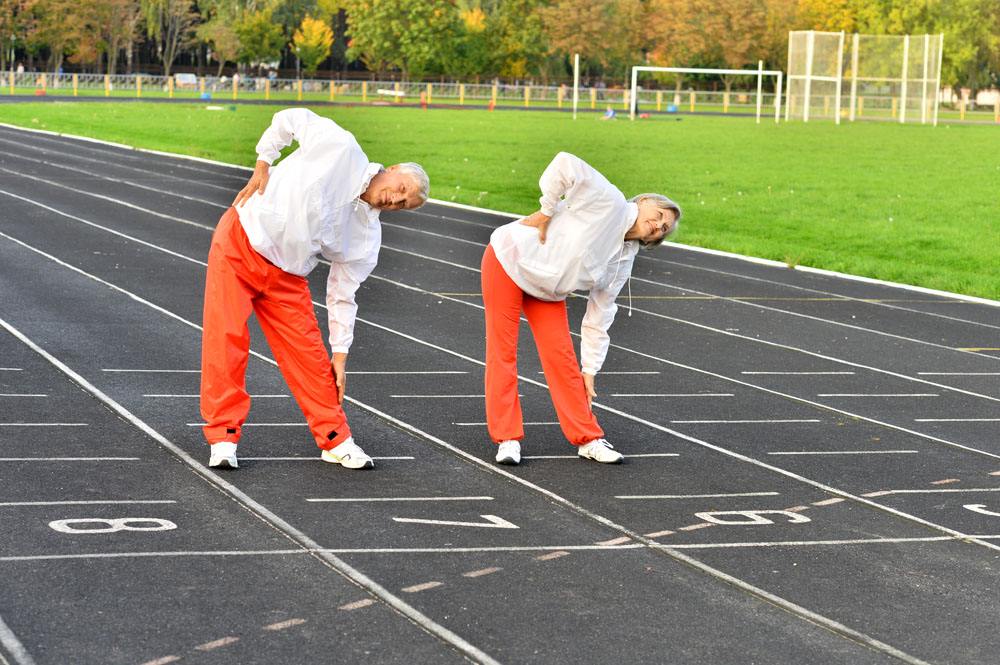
[48,518,177,534]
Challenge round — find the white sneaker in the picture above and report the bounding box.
[495,440,521,465]
[208,441,238,469]
[577,439,624,464]
[320,437,374,469]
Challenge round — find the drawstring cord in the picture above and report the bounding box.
[608,241,633,317]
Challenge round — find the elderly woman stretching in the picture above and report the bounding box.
[482,152,681,465]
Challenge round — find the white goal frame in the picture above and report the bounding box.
[626,64,784,123]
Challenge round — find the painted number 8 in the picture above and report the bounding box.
[48,518,177,534]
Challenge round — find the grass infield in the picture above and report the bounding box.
[2,101,997,300]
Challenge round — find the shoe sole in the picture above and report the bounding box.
[208,457,238,469]
[321,455,374,469]
[578,455,624,464]
[496,456,520,466]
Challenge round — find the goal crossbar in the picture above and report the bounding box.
[628,65,784,123]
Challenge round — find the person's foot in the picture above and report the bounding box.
[208,441,238,469]
[320,437,374,469]
[577,439,623,464]
[495,440,521,465]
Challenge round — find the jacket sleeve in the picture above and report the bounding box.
[325,256,377,353]
[255,108,333,165]
[537,152,593,217]
[580,247,637,375]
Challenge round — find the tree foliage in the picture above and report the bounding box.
[293,15,333,75]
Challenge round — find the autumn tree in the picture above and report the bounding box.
[142,0,198,76]
[237,8,284,71]
[344,0,456,79]
[486,0,547,78]
[292,15,333,76]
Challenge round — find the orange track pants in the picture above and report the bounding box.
[481,245,604,446]
[200,208,351,450]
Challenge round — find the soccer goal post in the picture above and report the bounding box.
[628,65,784,123]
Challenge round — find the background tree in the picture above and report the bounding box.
[26,0,80,73]
[142,0,198,76]
[292,15,333,76]
[486,0,547,78]
[196,0,242,76]
[344,0,456,79]
[236,8,284,72]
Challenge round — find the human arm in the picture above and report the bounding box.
[580,248,637,380]
[325,257,378,400]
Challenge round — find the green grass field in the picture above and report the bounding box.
[1,101,997,299]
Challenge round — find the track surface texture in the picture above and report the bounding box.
[0,124,998,665]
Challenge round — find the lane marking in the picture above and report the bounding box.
[145,393,288,398]
[609,393,733,397]
[958,347,1000,352]
[678,523,714,531]
[402,582,443,593]
[990,471,1000,476]
[0,457,141,462]
[307,496,493,503]
[643,530,676,538]
[454,421,557,426]
[742,371,855,375]
[0,316,502,665]
[964,505,1000,517]
[0,500,175,507]
[863,488,1000,497]
[350,371,468,374]
[391,394,506,398]
[595,536,632,546]
[767,450,919,456]
[0,368,23,371]
[670,419,821,424]
[616,492,780,500]
[812,498,846,506]
[523,453,679,459]
[0,613,36,665]
[102,368,199,373]
[817,393,939,397]
[462,567,501,578]
[0,201,954,662]
[786,506,811,513]
[539,370,660,375]
[918,372,1000,376]
[0,394,47,398]
[930,479,960,486]
[241,456,415,461]
[194,637,239,651]
[339,599,376,611]
[392,515,518,529]
[187,422,302,427]
[534,551,570,561]
[263,618,307,631]
[914,418,1000,422]
[0,423,88,427]
[662,535,1000,549]
[139,657,180,665]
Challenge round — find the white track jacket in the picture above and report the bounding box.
[490,152,643,375]
[235,108,381,353]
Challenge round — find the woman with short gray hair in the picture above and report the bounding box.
[482,152,681,466]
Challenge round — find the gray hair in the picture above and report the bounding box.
[629,193,682,248]
[393,162,430,207]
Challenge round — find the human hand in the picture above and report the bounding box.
[330,352,348,404]
[583,372,597,408]
[232,159,270,207]
[519,210,552,244]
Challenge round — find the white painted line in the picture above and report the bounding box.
[0,196,950,663]
[350,371,468,374]
[865,488,1000,497]
[914,418,1000,422]
[0,457,141,462]
[663,535,999,549]
[454,421,558,426]
[0,423,88,427]
[194,636,239,651]
[392,394,499,398]
[768,450,919,456]
[990,471,1000,476]
[670,419,821,424]
[146,393,287,398]
[594,536,632,546]
[0,500,175,507]
[139,657,180,665]
[522,453,679,459]
[812,498,846,506]
[786,506,810,513]
[918,372,1000,376]
[263,618,307,631]
[339,599,375,611]
[462,567,501,578]
[0,368,23,371]
[103,368,199,373]
[402,581,443,593]
[678,523,713,531]
[187,423,302,427]
[0,316,502,665]
[538,370,660,375]
[0,394,47,398]
[930,478,960,485]
[241,456,415,461]
[307,496,493,503]
[742,371,855,375]
[643,530,677,538]
[534,551,570,561]
[392,515,518,529]
[616,492,780,500]
[817,393,939,397]
[609,393,733,397]
[0,613,36,665]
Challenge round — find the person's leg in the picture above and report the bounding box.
[253,271,352,451]
[200,208,261,448]
[522,297,604,445]
[481,245,525,444]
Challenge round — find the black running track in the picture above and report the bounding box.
[0,123,998,665]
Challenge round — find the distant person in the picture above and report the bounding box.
[15,63,24,74]
[201,108,429,470]
[482,152,681,465]
[601,105,616,120]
